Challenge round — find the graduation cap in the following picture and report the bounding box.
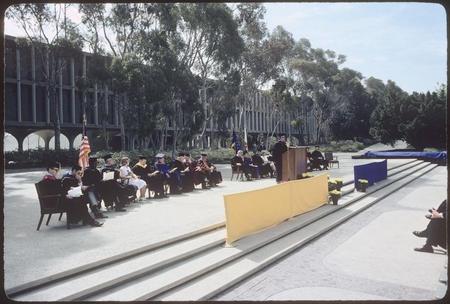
[89,156,98,161]
[155,153,165,158]
[185,152,191,157]
[138,155,147,160]
[178,152,185,157]
[200,152,208,156]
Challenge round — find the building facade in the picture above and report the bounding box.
[4,35,316,152]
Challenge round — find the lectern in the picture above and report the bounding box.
[281,146,308,181]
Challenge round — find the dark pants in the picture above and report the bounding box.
[275,161,282,182]
[65,196,95,224]
[425,218,446,248]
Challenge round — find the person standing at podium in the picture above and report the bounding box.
[271,133,288,183]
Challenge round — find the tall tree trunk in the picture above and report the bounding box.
[119,95,126,150]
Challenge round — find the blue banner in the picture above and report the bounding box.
[354,160,388,186]
[363,151,447,160]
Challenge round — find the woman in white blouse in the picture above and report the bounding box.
[119,156,147,201]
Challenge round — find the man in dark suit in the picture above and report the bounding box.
[82,157,108,219]
[413,199,447,253]
[62,165,103,227]
[271,134,287,183]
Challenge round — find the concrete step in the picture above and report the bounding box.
[10,224,225,301]
[154,163,437,301]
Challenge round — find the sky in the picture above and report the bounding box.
[263,2,447,94]
[4,2,446,94]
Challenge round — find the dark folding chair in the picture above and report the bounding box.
[35,180,68,230]
[230,163,244,181]
[325,152,339,168]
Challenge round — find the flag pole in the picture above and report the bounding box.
[82,113,87,137]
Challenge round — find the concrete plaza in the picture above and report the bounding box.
[3,153,447,300]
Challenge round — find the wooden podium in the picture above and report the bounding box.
[281,146,308,181]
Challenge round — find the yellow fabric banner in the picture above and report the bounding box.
[224,174,328,244]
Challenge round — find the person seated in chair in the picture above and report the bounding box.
[198,153,222,187]
[120,157,147,201]
[243,150,258,180]
[261,151,275,178]
[311,145,329,170]
[169,153,186,194]
[252,151,272,178]
[42,161,61,181]
[155,153,179,194]
[133,155,166,198]
[231,150,245,178]
[186,153,207,189]
[180,153,195,192]
[100,155,129,211]
[413,199,447,253]
[82,157,108,219]
[62,165,103,227]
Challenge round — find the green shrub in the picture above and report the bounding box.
[5,149,79,169]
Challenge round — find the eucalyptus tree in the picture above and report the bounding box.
[177,3,244,148]
[369,80,408,145]
[399,85,446,150]
[288,42,346,143]
[7,3,84,150]
[329,68,376,140]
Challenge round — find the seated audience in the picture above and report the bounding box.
[119,157,147,201]
[413,199,447,253]
[132,155,166,198]
[82,157,108,219]
[198,153,222,187]
[62,165,103,227]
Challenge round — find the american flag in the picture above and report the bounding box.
[78,136,91,169]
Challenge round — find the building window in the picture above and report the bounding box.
[86,92,95,124]
[108,94,115,124]
[5,83,18,121]
[36,86,47,122]
[75,91,83,123]
[5,39,17,79]
[62,89,72,123]
[20,46,32,80]
[21,84,33,121]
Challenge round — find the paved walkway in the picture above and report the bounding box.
[2,157,434,292]
[216,165,447,301]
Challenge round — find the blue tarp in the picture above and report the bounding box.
[354,160,388,186]
[363,151,447,160]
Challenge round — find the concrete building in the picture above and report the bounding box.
[4,35,316,152]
